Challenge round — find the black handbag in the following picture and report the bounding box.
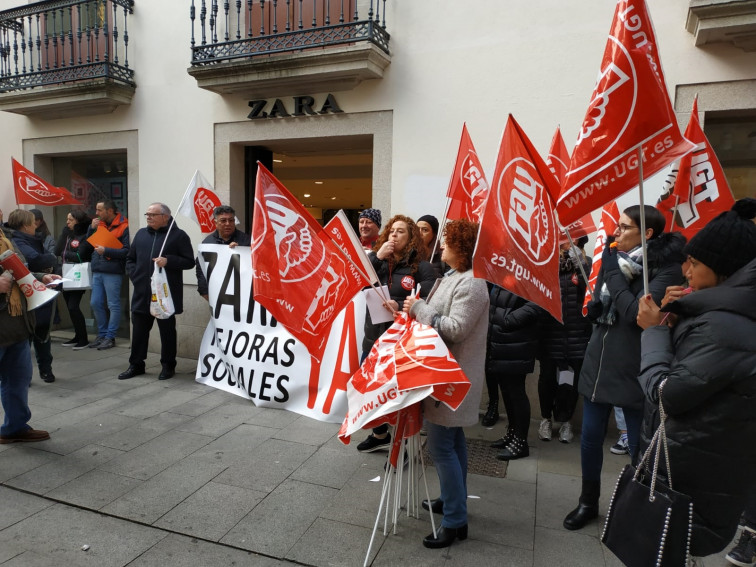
[601,381,694,567]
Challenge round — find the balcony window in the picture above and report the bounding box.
[187,0,391,98]
[0,0,135,118]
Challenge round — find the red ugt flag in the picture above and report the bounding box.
[547,128,597,242]
[446,124,489,223]
[251,164,369,362]
[656,97,734,240]
[582,201,620,315]
[12,158,82,206]
[473,115,563,323]
[176,170,223,234]
[556,0,695,226]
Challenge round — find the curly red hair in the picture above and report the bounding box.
[373,215,428,273]
[443,219,479,272]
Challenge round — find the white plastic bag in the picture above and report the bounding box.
[150,264,175,319]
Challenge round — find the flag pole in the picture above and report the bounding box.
[637,147,650,296]
[563,227,596,301]
[430,195,453,263]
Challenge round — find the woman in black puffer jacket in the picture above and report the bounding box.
[55,210,93,348]
[485,285,543,461]
[637,200,756,559]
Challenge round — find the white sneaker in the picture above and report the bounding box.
[558,422,574,443]
[610,433,629,455]
[538,418,552,441]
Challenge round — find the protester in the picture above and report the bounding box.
[356,214,436,453]
[416,214,445,275]
[7,209,59,383]
[120,203,195,381]
[196,205,251,300]
[536,237,592,443]
[403,219,489,549]
[636,198,756,559]
[563,204,685,531]
[56,210,93,348]
[87,199,129,351]
[358,208,381,250]
[0,223,58,442]
[485,285,543,460]
[29,209,56,255]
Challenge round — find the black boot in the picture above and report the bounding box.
[563,479,600,530]
[496,435,529,461]
[422,524,468,549]
[481,400,499,427]
[491,427,515,449]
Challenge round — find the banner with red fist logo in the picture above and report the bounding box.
[338,312,470,443]
[12,158,82,206]
[446,124,490,223]
[252,163,369,362]
[556,0,695,226]
[655,97,735,240]
[473,115,563,323]
[176,170,223,233]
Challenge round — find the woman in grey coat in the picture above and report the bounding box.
[403,219,489,550]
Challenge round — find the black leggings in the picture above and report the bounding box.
[487,372,530,439]
[63,290,87,343]
[537,358,582,423]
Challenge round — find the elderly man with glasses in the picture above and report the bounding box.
[195,205,251,301]
[119,203,195,381]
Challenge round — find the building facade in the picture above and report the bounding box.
[1,0,755,356]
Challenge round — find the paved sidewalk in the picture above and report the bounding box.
[0,336,733,566]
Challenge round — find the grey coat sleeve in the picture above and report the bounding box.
[410,277,488,344]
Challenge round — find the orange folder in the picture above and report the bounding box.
[87,226,123,249]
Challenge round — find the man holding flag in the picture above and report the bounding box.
[119,203,195,381]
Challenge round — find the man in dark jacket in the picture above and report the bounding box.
[87,200,130,351]
[0,225,58,443]
[196,205,251,300]
[119,203,195,381]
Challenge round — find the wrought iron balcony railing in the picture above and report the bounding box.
[190,0,389,66]
[0,0,134,93]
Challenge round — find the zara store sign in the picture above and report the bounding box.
[247,93,343,120]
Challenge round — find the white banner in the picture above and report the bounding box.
[196,244,366,423]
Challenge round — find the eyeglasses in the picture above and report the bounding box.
[215,218,234,224]
[617,223,639,233]
[144,213,165,218]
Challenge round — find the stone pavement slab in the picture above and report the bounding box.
[0,336,737,566]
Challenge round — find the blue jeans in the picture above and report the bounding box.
[580,398,642,482]
[426,422,468,529]
[0,339,33,436]
[90,272,123,339]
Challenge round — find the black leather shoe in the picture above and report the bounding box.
[422,525,468,549]
[563,502,599,530]
[490,428,514,449]
[41,371,56,383]
[158,366,175,380]
[422,498,444,515]
[118,365,145,380]
[496,436,529,461]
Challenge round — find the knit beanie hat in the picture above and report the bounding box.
[359,208,381,228]
[417,214,439,237]
[683,199,756,277]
